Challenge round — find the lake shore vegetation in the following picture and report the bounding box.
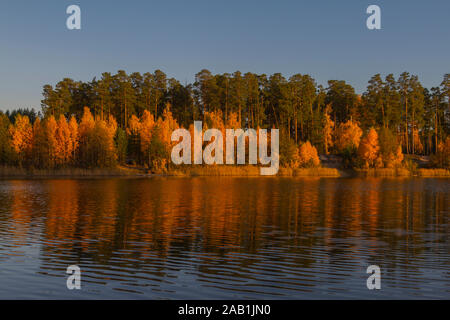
[1,70,449,177]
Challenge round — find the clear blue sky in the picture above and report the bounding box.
[0,0,449,111]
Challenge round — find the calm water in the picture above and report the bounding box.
[0,177,448,299]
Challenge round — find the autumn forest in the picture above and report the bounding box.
[0,70,449,173]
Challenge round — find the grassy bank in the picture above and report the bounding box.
[168,165,261,176]
[355,168,412,177]
[278,167,340,177]
[2,165,449,178]
[356,168,450,177]
[0,165,142,178]
[416,168,450,177]
[167,165,340,177]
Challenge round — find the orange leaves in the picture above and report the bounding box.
[298,141,320,167]
[78,108,118,167]
[383,145,404,169]
[125,109,156,165]
[54,116,72,166]
[30,114,79,168]
[357,128,380,167]
[139,110,155,156]
[226,112,240,130]
[335,120,363,153]
[204,110,225,133]
[323,111,334,154]
[68,116,79,161]
[79,106,95,138]
[358,128,405,168]
[159,104,179,146]
[9,114,33,164]
[389,145,404,168]
[127,114,141,136]
[280,137,320,168]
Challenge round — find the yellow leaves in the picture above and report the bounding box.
[298,141,320,167]
[383,145,404,168]
[79,107,95,138]
[105,114,118,151]
[45,115,59,166]
[30,114,79,168]
[280,137,300,168]
[323,112,334,154]
[68,116,79,160]
[54,116,72,166]
[226,112,240,130]
[280,137,320,168]
[97,122,117,166]
[157,104,179,149]
[335,120,362,153]
[77,107,118,168]
[387,145,404,168]
[139,110,155,156]
[127,114,141,136]
[357,128,380,167]
[204,110,225,133]
[9,114,33,163]
[358,128,404,168]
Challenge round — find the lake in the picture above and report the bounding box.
[0,177,448,299]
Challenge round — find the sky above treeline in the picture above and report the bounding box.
[0,0,449,111]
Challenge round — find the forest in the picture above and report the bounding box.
[0,70,449,173]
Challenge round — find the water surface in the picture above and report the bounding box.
[0,177,448,299]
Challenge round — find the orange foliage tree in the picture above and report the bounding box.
[298,141,320,167]
[68,116,79,164]
[9,114,33,166]
[334,120,363,153]
[78,107,117,167]
[148,105,179,171]
[0,113,13,165]
[55,116,72,166]
[31,117,46,168]
[139,110,155,165]
[323,105,334,154]
[357,128,380,168]
[127,114,141,162]
[384,145,404,168]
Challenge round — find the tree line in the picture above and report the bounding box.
[0,70,449,171]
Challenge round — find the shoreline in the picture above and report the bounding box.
[0,166,449,179]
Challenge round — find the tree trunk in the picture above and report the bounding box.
[295,116,298,143]
[405,93,409,154]
[435,103,438,153]
[412,110,415,155]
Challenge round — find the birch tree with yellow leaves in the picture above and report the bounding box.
[357,128,380,168]
[10,114,33,166]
